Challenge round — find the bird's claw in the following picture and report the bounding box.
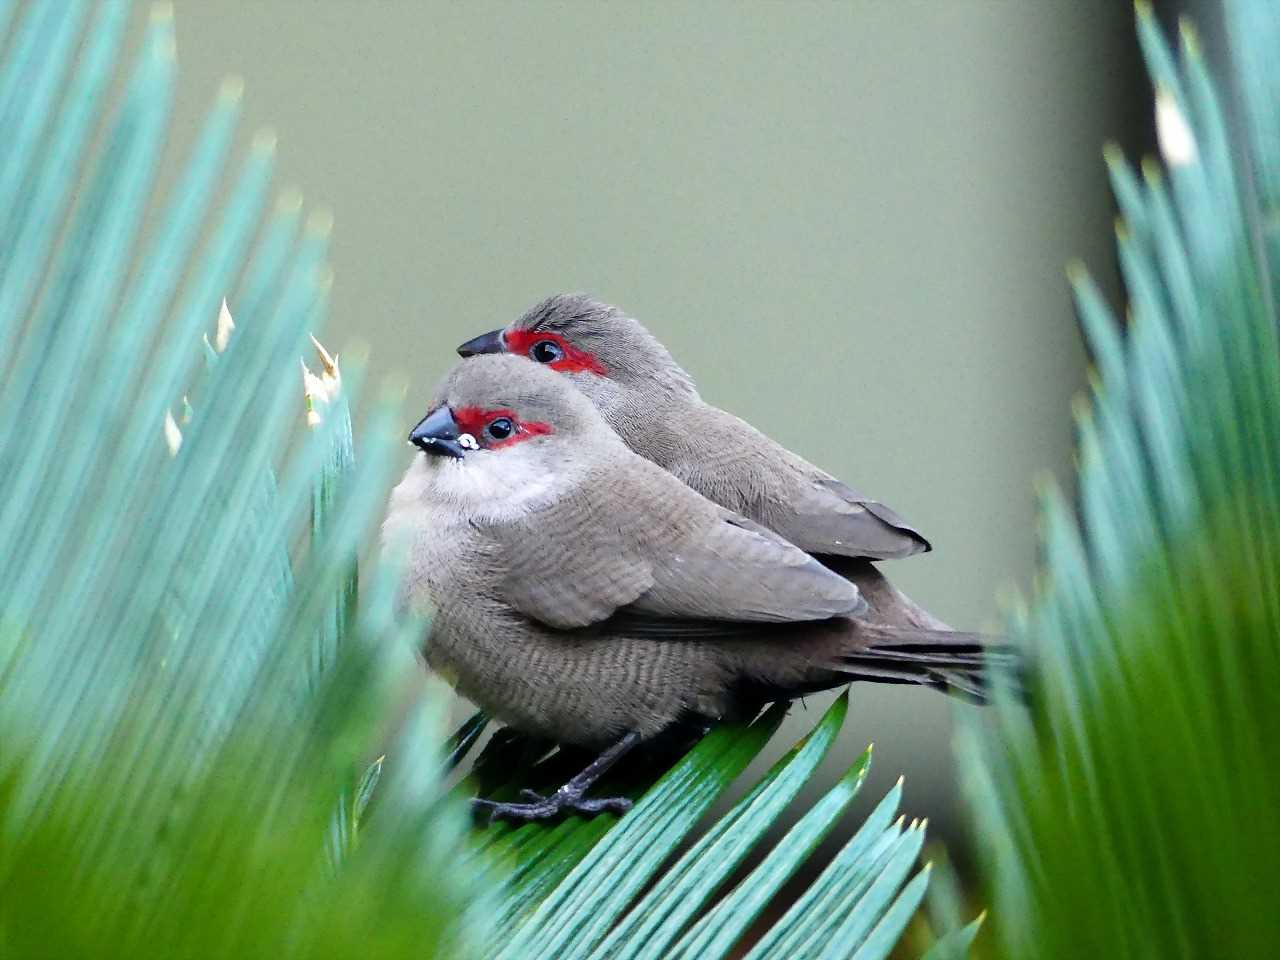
[569,795,632,815]
[471,789,633,824]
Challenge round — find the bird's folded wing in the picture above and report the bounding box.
[774,475,931,561]
[486,460,864,631]
[626,512,865,623]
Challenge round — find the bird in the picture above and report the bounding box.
[457,293,951,632]
[384,355,999,823]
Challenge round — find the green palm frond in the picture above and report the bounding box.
[0,2,488,955]
[963,2,1280,957]
[467,696,934,960]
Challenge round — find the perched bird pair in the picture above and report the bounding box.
[384,294,1003,822]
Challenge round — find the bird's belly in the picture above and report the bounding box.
[425,613,729,748]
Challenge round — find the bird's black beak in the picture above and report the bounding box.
[409,406,466,458]
[457,328,507,358]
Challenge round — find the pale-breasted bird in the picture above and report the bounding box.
[458,293,951,631]
[384,355,995,822]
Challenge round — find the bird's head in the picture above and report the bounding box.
[455,294,698,419]
[407,354,616,514]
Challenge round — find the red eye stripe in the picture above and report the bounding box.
[451,406,553,450]
[503,329,607,376]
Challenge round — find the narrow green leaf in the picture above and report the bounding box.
[743,778,905,960]
[355,755,386,828]
[599,696,850,960]
[495,704,787,960]
[840,865,932,960]
[447,711,490,770]
[0,0,88,227]
[815,823,927,956]
[921,914,985,960]
[667,742,873,960]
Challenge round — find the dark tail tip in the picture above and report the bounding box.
[841,627,1030,704]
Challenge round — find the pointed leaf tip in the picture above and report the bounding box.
[314,337,342,405]
[1177,17,1201,57]
[218,75,245,102]
[1070,392,1094,426]
[252,128,278,155]
[309,334,338,378]
[215,299,235,352]
[277,188,304,213]
[163,410,182,456]
[306,209,335,237]
[301,338,342,429]
[1155,88,1197,168]
[1032,470,1059,499]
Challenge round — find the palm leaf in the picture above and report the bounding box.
[962,2,1280,957]
[455,695,936,960]
[0,3,488,956]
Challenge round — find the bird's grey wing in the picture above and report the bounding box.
[662,404,929,561]
[625,511,865,623]
[488,459,863,631]
[771,475,931,561]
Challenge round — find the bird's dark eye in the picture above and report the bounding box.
[486,417,514,441]
[530,339,564,364]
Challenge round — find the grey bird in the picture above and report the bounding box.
[384,355,997,822]
[458,293,950,631]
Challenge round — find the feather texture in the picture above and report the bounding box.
[386,356,1002,748]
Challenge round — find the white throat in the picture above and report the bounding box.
[391,443,578,525]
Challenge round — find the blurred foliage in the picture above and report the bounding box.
[963,2,1280,957]
[0,2,488,956]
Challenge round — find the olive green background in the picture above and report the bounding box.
[131,2,1146,859]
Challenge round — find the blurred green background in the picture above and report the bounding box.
[128,1,1148,859]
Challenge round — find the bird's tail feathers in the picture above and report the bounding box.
[839,623,1024,704]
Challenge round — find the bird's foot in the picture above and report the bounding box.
[472,784,633,824]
